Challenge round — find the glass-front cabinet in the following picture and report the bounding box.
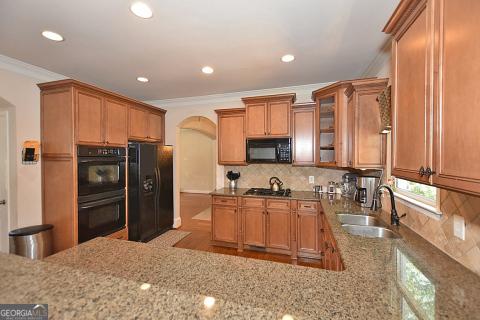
[318,95,336,166]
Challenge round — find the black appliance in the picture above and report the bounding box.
[246,138,291,164]
[77,146,127,243]
[244,188,291,197]
[77,146,126,197]
[128,142,174,242]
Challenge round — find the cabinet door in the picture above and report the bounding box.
[433,0,480,194]
[128,106,149,140]
[218,113,246,165]
[212,206,237,243]
[243,208,266,247]
[266,209,290,250]
[392,3,432,183]
[297,211,319,254]
[76,90,103,144]
[346,94,355,167]
[292,107,315,165]
[268,101,290,137]
[148,112,164,142]
[246,103,267,137]
[104,98,127,146]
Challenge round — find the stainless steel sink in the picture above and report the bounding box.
[336,213,384,227]
[341,224,401,239]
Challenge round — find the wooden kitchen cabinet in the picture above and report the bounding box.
[320,211,344,271]
[266,209,291,250]
[38,79,166,253]
[216,108,246,165]
[297,208,320,257]
[128,106,165,143]
[243,93,296,138]
[76,89,128,147]
[242,207,266,247]
[385,0,480,195]
[292,103,316,166]
[212,205,238,243]
[386,0,433,184]
[345,78,388,169]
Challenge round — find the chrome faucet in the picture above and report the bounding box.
[370,185,405,226]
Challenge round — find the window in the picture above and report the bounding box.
[394,178,437,206]
[390,177,442,217]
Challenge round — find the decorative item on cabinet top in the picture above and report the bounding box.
[377,86,392,134]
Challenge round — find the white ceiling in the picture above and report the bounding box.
[0,0,399,100]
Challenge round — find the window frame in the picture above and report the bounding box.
[392,177,442,219]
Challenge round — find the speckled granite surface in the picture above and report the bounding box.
[3,196,480,319]
[211,187,333,201]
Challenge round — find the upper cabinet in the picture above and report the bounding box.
[216,108,246,165]
[128,106,165,143]
[312,81,350,167]
[386,0,480,195]
[345,78,388,169]
[76,89,128,147]
[385,0,434,184]
[243,94,295,138]
[292,103,316,166]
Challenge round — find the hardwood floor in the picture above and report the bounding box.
[174,192,323,268]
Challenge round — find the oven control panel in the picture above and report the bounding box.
[78,146,126,157]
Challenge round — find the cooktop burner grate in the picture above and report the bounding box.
[243,188,291,197]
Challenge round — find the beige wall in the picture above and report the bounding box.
[0,58,65,234]
[179,129,215,193]
[365,45,480,276]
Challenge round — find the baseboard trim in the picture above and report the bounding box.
[173,217,182,228]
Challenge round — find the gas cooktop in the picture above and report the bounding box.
[243,188,291,197]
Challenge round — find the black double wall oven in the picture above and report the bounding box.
[77,146,126,243]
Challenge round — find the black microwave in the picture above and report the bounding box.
[246,138,292,164]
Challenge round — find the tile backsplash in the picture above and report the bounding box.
[382,189,480,276]
[224,164,348,191]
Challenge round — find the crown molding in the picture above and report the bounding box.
[146,81,333,108]
[0,54,66,82]
[362,39,392,78]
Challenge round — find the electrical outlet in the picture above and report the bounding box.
[453,214,466,240]
[309,176,315,184]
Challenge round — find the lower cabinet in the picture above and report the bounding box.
[297,210,319,256]
[243,207,266,246]
[320,211,344,271]
[212,205,237,243]
[266,209,291,250]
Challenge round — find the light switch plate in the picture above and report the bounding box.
[309,176,315,184]
[453,214,466,240]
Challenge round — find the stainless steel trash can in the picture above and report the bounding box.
[9,224,53,259]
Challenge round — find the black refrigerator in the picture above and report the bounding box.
[128,142,174,242]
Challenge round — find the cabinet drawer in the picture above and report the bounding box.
[266,199,290,210]
[298,201,318,211]
[212,196,238,207]
[242,197,265,208]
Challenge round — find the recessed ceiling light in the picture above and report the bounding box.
[281,54,295,63]
[41,30,64,42]
[130,2,153,19]
[202,66,214,74]
[137,76,149,83]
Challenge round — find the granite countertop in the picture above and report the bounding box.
[2,197,480,319]
[211,187,329,201]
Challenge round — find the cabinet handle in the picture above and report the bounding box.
[419,166,426,177]
[425,167,435,178]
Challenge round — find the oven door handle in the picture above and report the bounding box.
[78,196,125,210]
[78,157,125,163]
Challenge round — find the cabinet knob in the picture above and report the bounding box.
[425,167,435,178]
[419,166,426,177]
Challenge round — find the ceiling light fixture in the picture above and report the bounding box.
[281,54,295,63]
[202,66,214,74]
[41,30,64,42]
[130,2,153,19]
[137,76,149,83]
